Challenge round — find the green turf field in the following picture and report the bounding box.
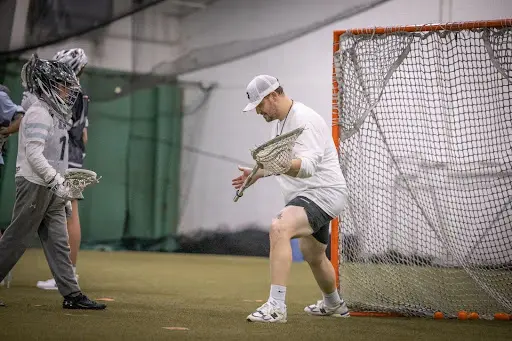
[0,249,510,341]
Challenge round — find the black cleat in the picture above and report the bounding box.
[63,293,106,310]
[0,299,5,307]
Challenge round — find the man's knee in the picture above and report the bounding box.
[269,218,293,242]
[270,206,314,241]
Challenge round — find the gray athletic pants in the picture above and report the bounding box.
[0,176,80,297]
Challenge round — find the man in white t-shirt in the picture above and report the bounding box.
[232,75,350,323]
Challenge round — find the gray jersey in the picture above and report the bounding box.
[16,99,68,186]
[22,90,87,169]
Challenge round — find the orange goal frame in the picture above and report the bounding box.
[330,18,512,316]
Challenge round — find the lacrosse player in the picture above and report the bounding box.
[36,48,89,290]
[232,75,349,323]
[0,55,106,310]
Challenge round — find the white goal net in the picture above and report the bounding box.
[332,20,512,319]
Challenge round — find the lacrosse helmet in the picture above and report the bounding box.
[52,48,88,76]
[20,60,30,90]
[22,54,81,123]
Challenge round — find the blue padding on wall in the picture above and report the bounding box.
[291,238,304,262]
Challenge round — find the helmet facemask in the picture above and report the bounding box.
[37,74,81,123]
[25,55,81,124]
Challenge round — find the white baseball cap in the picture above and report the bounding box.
[242,75,280,112]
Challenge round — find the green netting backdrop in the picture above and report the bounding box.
[0,60,182,252]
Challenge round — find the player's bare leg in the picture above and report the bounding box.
[269,206,313,285]
[247,206,313,323]
[67,199,81,272]
[300,235,349,317]
[0,269,12,288]
[300,236,337,293]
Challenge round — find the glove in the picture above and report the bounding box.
[47,173,73,200]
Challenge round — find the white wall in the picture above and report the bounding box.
[177,0,512,235]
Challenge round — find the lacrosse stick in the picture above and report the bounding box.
[233,126,305,202]
[64,168,101,199]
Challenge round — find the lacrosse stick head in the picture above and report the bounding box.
[64,168,101,198]
[233,127,305,203]
[251,127,305,175]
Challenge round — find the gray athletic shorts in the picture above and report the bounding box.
[285,196,333,245]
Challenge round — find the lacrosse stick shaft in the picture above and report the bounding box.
[233,165,260,202]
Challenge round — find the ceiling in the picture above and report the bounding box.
[160,0,219,18]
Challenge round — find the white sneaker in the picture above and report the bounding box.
[36,275,79,290]
[36,278,58,290]
[247,300,287,323]
[304,299,350,317]
[0,271,12,288]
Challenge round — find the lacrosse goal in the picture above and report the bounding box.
[331,19,512,320]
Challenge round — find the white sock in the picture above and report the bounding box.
[323,290,342,308]
[269,285,286,307]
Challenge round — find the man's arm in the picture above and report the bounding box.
[26,136,70,199]
[23,112,59,184]
[25,140,59,183]
[0,92,24,128]
[2,113,24,135]
[284,159,303,177]
[284,122,324,178]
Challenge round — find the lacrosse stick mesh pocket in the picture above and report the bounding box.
[251,127,305,175]
[64,169,100,198]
